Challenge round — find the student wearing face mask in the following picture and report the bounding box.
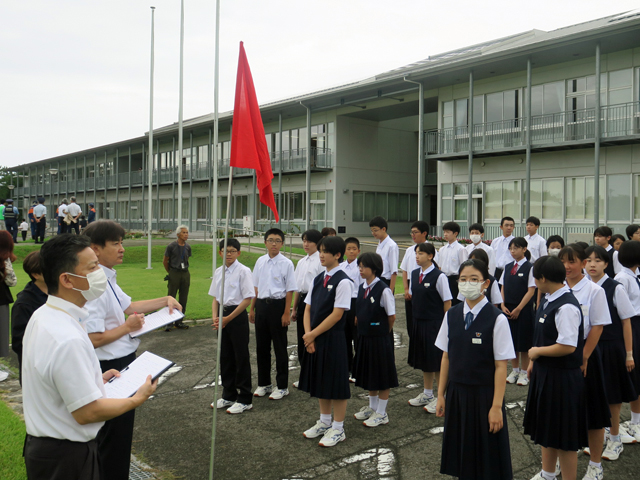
[546,236,565,258]
[82,221,182,480]
[466,223,496,276]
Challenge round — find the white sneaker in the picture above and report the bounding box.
[348,375,356,383]
[618,424,638,444]
[303,420,331,439]
[226,402,253,414]
[269,388,289,400]
[293,381,299,388]
[517,371,529,386]
[555,458,561,476]
[363,412,389,427]
[582,464,603,480]
[506,370,519,384]
[423,396,438,414]
[408,392,432,407]
[319,428,346,447]
[530,472,553,480]
[354,406,375,420]
[583,446,591,456]
[211,398,234,409]
[602,438,623,461]
[623,422,640,442]
[253,385,273,397]
[0,370,8,382]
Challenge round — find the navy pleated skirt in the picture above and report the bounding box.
[505,302,534,352]
[599,339,637,405]
[523,362,588,451]
[299,329,350,400]
[353,334,398,391]
[583,346,611,429]
[440,381,512,480]
[408,318,443,372]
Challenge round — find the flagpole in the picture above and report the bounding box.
[211,0,220,279]
[147,6,155,270]
[177,0,184,227]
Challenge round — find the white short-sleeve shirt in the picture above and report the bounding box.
[491,235,515,270]
[33,204,47,217]
[614,268,640,316]
[376,235,399,280]
[67,202,82,217]
[340,259,363,298]
[209,260,256,306]
[295,251,324,294]
[524,233,547,263]
[566,276,611,339]
[304,265,353,310]
[400,244,419,278]
[434,241,468,276]
[465,241,496,276]
[361,277,396,316]
[22,296,106,442]
[542,286,582,347]
[498,258,536,288]
[252,253,297,299]
[595,274,636,320]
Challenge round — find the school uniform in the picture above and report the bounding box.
[376,235,399,287]
[294,251,324,367]
[568,276,612,430]
[457,274,501,306]
[353,278,398,391]
[209,260,256,405]
[434,241,468,305]
[523,286,588,451]
[400,244,420,337]
[408,265,452,372]
[524,233,547,263]
[596,274,638,404]
[604,244,616,278]
[299,266,353,399]
[435,298,515,480]
[499,258,535,352]
[340,258,363,376]
[465,241,496,276]
[253,253,297,390]
[614,267,640,393]
[611,249,623,275]
[491,234,514,282]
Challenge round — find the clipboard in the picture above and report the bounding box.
[104,351,175,398]
[130,306,185,338]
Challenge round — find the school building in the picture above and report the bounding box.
[10,10,640,238]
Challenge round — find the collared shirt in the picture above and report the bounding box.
[491,234,515,270]
[615,268,640,316]
[565,275,611,339]
[400,244,419,279]
[84,265,137,361]
[434,241,468,276]
[295,251,324,294]
[33,204,47,218]
[362,277,396,315]
[376,235,399,280]
[340,258,363,298]
[542,286,582,347]
[304,265,353,309]
[610,247,623,275]
[67,202,82,217]
[209,260,255,306]
[435,296,515,360]
[498,257,536,288]
[22,295,106,442]
[165,241,192,271]
[465,241,496,276]
[57,203,68,217]
[253,253,297,299]
[524,233,547,263]
[595,274,636,320]
[410,264,453,302]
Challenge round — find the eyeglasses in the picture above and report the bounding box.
[410,230,420,235]
[457,279,484,286]
[225,249,238,254]
[266,239,283,244]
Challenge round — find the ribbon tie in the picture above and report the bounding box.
[464,311,474,330]
[419,272,424,284]
[510,264,518,275]
[364,286,371,298]
[323,275,330,288]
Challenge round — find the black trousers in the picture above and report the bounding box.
[220,307,252,405]
[448,275,461,306]
[22,230,27,241]
[295,293,307,367]
[35,220,46,242]
[167,268,190,317]
[380,277,391,287]
[6,219,17,242]
[404,299,413,338]
[345,298,358,375]
[494,268,504,285]
[97,352,136,480]
[254,298,288,389]
[67,222,80,234]
[24,435,99,480]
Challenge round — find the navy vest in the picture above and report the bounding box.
[503,261,533,305]
[411,267,445,321]
[309,269,351,330]
[605,249,615,278]
[534,291,584,369]
[355,281,390,337]
[447,302,501,386]
[600,277,623,342]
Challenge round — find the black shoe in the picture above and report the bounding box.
[164,326,173,332]
[174,322,189,330]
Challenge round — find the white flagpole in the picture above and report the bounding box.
[177,0,184,226]
[147,6,155,270]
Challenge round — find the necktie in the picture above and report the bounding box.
[510,263,518,275]
[464,312,474,330]
[419,272,424,283]
[323,275,329,288]
[364,286,371,298]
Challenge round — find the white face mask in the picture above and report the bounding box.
[458,281,484,301]
[66,268,108,302]
[470,234,482,244]
[548,248,561,257]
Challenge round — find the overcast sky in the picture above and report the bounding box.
[1,1,637,168]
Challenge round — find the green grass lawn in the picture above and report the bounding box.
[0,401,27,480]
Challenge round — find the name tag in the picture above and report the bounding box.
[472,338,482,344]
[539,317,545,323]
[370,297,375,304]
[424,283,430,288]
[371,322,380,326]
[518,273,523,277]
[581,305,589,316]
[327,285,333,291]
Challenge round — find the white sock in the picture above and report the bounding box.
[589,461,601,469]
[332,420,344,432]
[424,388,433,397]
[320,414,331,426]
[611,434,621,443]
[377,398,388,415]
[631,412,640,424]
[369,395,379,410]
[540,470,555,480]
[512,367,520,374]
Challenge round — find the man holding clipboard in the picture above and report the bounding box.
[82,220,182,480]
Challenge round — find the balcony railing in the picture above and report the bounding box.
[426,101,640,156]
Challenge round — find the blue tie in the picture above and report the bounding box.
[464,312,474,330]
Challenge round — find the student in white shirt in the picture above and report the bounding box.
[19,219,29,242]
[401,221,430,338]
[370,216,399,292]
[250,228,297,400]
[524,216,547,263]
[491,216,515,282]
[434,221,468,306]
[209,238,256,414]
[594,226,617,278]
[466,223,496,276]
[83,220,181,480]
[341,237,362,381]
[57,198,68,235]
[33,198,47,244]
[66,196,82,235]
[22,235,156,480]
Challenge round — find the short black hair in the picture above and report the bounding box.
[82,220,126,247]
[369,216,388,230]
[357,252,383,277]
[626,225,640,240]
[318,236,346,259]
[533,256,566,284]
[558,243,587,263]
[264,228,285,242]
[526,216,541,226]
[302,229,322,245]
[585,245,609,264]
[546,235,565,249]
[617,240,640,269]
[344,237,360,249]
[469,223,484,234]
[468,248,489,266]
[458,259,490,280]
[500,216,515,226]
[411,221,430,234]
[320,227,337,237]
[442,221,460,235]
[416,242,436,256]
[41,234,92,295]
[22,251,42,282]
[575,241,589,251]
[509,237,531,261]
[219,238,241,251]
[612,234,625,245]
[594,226,613,241]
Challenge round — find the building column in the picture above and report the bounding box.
[278,113,283,228]
[467,71,474,227]
[525,57,532,220]
[115,148,119,222]
[303,103,311,230]
[128,146,132,230]
[594,42,601,229]
[189,131,193,232]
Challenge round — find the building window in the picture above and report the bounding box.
[352,191,417,222]
[484,181,520,220]
[197,197,208,219]
[607,174,631,222]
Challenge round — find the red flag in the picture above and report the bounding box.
[230,42,279,222]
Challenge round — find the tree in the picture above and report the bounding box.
[0,166,22,202]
